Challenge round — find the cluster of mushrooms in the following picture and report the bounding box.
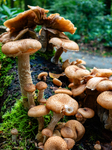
[0,5,112,150]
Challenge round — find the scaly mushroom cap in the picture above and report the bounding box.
[65,65,90,79]
[2,39,41,57]
[44,13,77,34]
[44,136,68,150]
[49,37,79,51]
[36,81,47,90]
[97,91,112,110]
[46,93,78,116]
[4,9,37,32]
[24,83,36,92]
[96,80,112,92]
[28,105,50,117]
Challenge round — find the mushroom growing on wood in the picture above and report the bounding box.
[49,37,79,64]
[97,91,112,131]
[46,93,78,132]
[2,39,41,108]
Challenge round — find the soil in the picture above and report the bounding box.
[0,53,112,150]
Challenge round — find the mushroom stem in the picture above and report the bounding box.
[12,134,17,142]
[47,112,63,132]
[105,109,112,131]
[38,89,44,101]
[18,54,33,108]
[73,78,80,86]
[27,92,35,106]
[51,47,63,64]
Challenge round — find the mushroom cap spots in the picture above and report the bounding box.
[97,91,112,110]
[46,93,78,116]
[24,83,36,92]
[28,105,50,117]
[49,37,79,51]
[2,39,42,57]
[36,81,47,90]
[44,136,68,150]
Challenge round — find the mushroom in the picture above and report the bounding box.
[24,83,36,107]
[11,128,18,142]
[42,128,53,144]
[71,84,86,97]
[64,138,75,150]
[97,91,112,131]
[38,72,48,82]
[46,93,78,132]
[36,81,47,102]
[55,88,72,96]
[28,105,50,142]
[75,107,95,124]
[62,59,71,71]
[96,80,112,92]
[65,65,90,86]
[44,136,68,150]
[49,37,79,64]
[53,78,62,87]
[2,39,41,108]
[61,120,85,142]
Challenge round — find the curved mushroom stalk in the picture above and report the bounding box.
[105,109,112,131]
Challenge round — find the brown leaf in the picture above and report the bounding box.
[49,72,65,79]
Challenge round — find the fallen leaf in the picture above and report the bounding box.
[49,72,65,79]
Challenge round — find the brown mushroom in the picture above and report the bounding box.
[53,78,62,87]
[55,88,72,96]
[49,37,79,64]
[97,91,112,131]
[64,138,75,150]
[44,136,68,150]
[38,72,48,82]
[96,80,112,92]
[11,128,18,142]
[2,39,41,108]
[36,81,47,102]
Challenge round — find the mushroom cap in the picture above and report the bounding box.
[71,84,86,97]
[97,91,112,110]
[77,107,95,118]
[38,72,48,80]
[64,138,75,149]
[44,13,77,34]
[11,128,18,135]
[36,81,47,90]
[44,136,68,150]
[61,120,85,141]
[2,39,41,57]
[46,93,78,116]
[4,9,37,32]
[55,88,72,96]
[53,78,62,87]
[24,83,36,92]
[28,105,50,117]
[42,128,53,137]
[96,80,112,92]
[49,37,79,51]
[65,65,90,79]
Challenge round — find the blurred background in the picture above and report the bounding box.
[0,0,112,51]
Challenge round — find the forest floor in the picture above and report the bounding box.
[0,50,112,149]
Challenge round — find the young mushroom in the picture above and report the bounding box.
[24,83,36,107]
[49,37,79,64]
[11,128,18,143]
[38,72,48,82]
[36,81,47,102]
[2,39,41,108]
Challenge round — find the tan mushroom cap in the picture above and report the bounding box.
[2,39,41,57]
[61,120,85,141]
[55,88,72,96]
[11,128,18,135]
[4,9,37,32]
[44,13,77,34]
[36,81,47,90]
[42,128,53,137]
[97,91,112,110]
[65,65,90,79]
[96,80,112,92]
[53,78,62,86]
[46,93,78,116]
[38,72,48,80]
[28,105,50,117]
[64,138,75,149]
[24,83,36,92]
[44,136,68,150]
[49,37,79,51]
[77,107,95,118]
[71,84,86,97]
